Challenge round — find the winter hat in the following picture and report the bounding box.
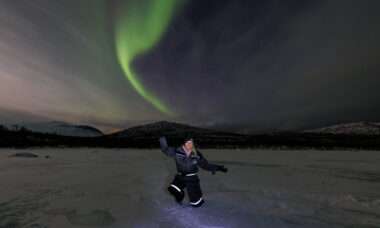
[183,136,194,144]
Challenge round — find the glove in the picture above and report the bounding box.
[217,165,228,173]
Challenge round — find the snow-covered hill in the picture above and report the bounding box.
[9,121,103,137]
[305,122,380,135]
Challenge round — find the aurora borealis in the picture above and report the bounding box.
[115,0,179,116]
[0,0,379,132]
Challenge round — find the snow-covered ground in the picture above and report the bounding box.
[0,148,379,228]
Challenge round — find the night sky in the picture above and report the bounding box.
[0,0,379,132]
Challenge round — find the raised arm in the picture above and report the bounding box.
[159,136,176,157]
[197,150,228,174]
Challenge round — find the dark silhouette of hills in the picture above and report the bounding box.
[8,121,103,137]
[110,121,248,147]
[1,121,380,149]
[113,120,219,137]
[305,122,380,135]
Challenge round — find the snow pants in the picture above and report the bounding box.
[167,173,204,207]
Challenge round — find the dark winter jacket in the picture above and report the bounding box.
[159,136,221,175]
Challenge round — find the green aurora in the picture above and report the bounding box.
[115,0,179,116]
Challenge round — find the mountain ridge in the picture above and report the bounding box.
[304,121,380,135]
[7,121,103,137]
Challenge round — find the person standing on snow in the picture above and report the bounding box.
[159,136,228,207]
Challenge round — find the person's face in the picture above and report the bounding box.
[184,140,194,152]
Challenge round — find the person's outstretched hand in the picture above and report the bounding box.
[218,165,228,173]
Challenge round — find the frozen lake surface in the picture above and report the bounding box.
[0,148,379,228]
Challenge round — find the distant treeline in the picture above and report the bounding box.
[1,125,380,150]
